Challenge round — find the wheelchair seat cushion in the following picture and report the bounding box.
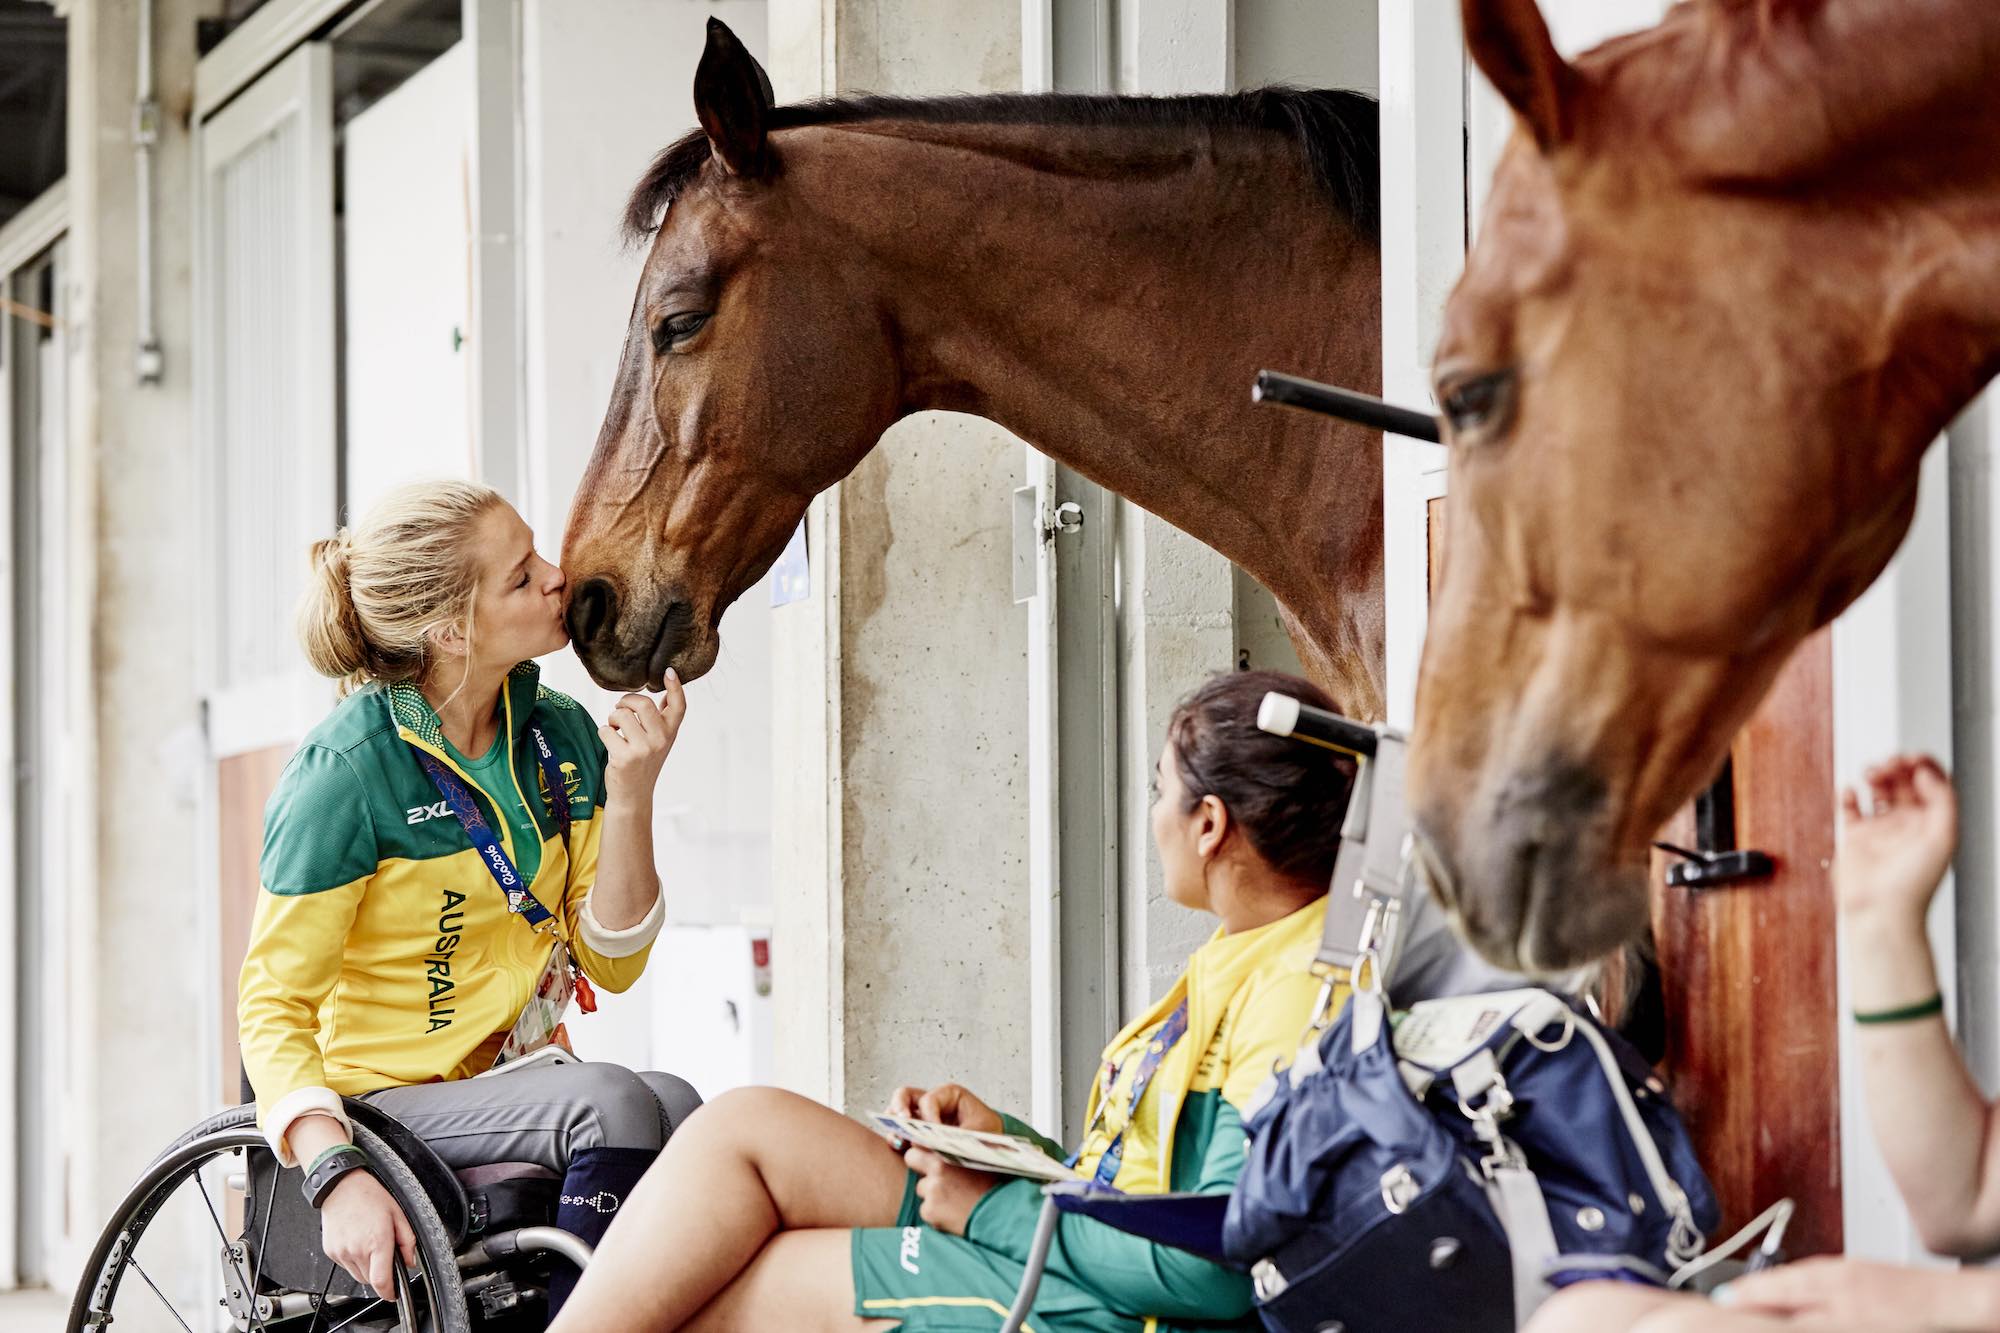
[458,1162,562,1236]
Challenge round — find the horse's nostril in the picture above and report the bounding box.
[569,579,617,649]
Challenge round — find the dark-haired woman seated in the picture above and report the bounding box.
[548,670,1355,1332]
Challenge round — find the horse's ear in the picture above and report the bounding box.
[694,17,776,178]
[1462,0,1576,151]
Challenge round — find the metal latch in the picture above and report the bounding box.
[1654,842,1776,890]
[1011,490,1085,603]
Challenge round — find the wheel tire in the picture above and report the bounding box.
[68,1104,471,1333]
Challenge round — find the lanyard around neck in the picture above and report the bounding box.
[411,724,572,931]
[1069,997,1190,1188]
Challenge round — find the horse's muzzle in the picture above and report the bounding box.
[1421,760,1651,974]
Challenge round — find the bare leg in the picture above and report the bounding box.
[683,1230,900,1332]
[547,1086,910,1332]
[1527,1285,1792,1333]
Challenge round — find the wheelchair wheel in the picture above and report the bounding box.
[69,1103,470,1332]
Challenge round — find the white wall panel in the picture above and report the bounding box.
[342,42,474,516]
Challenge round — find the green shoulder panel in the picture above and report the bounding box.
[260,742,381,896]
[266,669,617,884]
[528,683,611,810]
[534,683,582,713]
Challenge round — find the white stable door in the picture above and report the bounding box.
[194,41,340,1110]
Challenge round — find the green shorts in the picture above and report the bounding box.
[850,1172,1142,1333]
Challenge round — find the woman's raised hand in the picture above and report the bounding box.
[599,668,687,802]
[1836,754,1958,928]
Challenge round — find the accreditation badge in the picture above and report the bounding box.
[493,940,578,1068]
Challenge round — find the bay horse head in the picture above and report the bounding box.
[560,19,890,687]
[561,17,1387,703]
[1412,0,2000,972]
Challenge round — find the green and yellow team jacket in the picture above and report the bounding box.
[238,662,662,1163]
[972,897,1336,1331]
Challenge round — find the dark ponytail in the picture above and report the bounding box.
[1168,670,1356,888]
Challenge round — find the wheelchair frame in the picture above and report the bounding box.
[67,1100,593,1333]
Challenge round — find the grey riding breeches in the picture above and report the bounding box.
[362,1061,703,1174]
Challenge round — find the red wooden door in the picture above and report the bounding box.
[1652,635,1842,1254]
[218,745,294,1104]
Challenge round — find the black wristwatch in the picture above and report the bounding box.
[302,1144,372,1209]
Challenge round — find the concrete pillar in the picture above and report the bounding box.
[1109,0,1384,1015]
[64,0,216,1280]
[766,0,1033,1117]
[1107,0,1245,1018]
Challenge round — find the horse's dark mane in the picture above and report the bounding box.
[624,87,1379,243]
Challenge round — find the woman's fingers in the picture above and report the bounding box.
[393,1206,417,1268]
[659,669,686,730]
[610,694,659,738]
[1911,755,1953,810]
[365,1239,394,1302]
[886,1085,925,1118]
[1854,754,1952,817]
[1865,764,1897,812]
[606,684,683,753]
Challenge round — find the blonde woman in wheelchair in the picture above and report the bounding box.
[239,479,700,1321]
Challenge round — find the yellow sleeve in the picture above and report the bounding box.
[240,742,376,1163]
[238,877,367,1163]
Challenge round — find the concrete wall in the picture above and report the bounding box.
[65,0,218,1287]
[1235,0,1378,91]
[767,0,1032,1118]
[1951,393,2000,1100]
[1112,0,1377,1020]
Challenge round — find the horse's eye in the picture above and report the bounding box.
[653,312,711,354]
[1439,370,1514,436]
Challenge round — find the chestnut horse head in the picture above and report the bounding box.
[560,19,1387,704]
[1410,0,2000,972]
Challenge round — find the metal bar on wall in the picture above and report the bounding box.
[466,0,526,505]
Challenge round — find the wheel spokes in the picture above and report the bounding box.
[323,1295,389,1333]
[305,1263,337,1333]
[126,1255,198,1333]
[198,1170,269,1332]
[248,1156,279,1321]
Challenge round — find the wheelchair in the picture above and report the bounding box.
[68,1091,594,1332]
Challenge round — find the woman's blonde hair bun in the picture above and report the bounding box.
[296,481,504,696]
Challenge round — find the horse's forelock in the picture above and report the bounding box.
[624,128,716,245]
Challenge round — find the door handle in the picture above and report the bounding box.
[1654,842,1776,890]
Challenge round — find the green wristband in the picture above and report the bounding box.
[304,1143,365,1176]
[1853,993,1944,1026]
